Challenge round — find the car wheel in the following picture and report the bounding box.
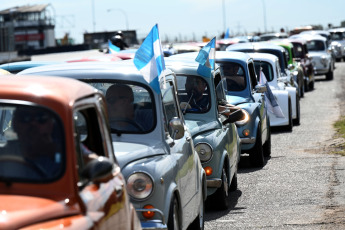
[249,123,264,167]
[263,119,271,157]
[189,185,205,230]
[229,172,238,192]
[293,95,300,125]
[213,167,229,210]
[309,80,314,90]
[326,68,333,80]
[168,197,180,230]
[285,97,293,131]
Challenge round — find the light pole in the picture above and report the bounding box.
[92,0,96,32]
[262,0,267,33]
[107,8,129,31]
[222,0,226,33]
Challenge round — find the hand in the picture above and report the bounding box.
[180,102,191,110]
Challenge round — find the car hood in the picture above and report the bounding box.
[185,119,220,137]
[308,51,328,57]
[226,95,251,105]
[114,141,167,168]
[0,195,79,229]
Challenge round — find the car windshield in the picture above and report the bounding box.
[293,43,304,58]
[253,61,274,82]
[307,40,325,51]
[89,82,156,133]
[331,32,345,41]
[176,75,211,113]
[217,62,246,91]
[0,104,65,183]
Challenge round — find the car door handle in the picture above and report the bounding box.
[186,136,191,142]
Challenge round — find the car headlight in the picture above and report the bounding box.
[195,143,213,162]
[235,109,250,126]
[127,172,153,200]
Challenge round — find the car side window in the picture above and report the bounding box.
[161,81,180,137]
[73,106,106,187]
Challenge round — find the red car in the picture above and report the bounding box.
[0,76,141,230]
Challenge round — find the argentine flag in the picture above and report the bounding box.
[259,70,285,118]
[133,24,165,94]
[108,40,120,53]
[195,37,216,77]
[224,28,230,39]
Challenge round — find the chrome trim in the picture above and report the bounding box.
[206,178,222,188]
[241,137,256,144]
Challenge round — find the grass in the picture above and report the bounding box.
[332,116,345,156]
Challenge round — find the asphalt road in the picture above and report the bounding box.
[204,63,345,229]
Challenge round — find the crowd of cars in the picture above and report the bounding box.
[0,28,340,229]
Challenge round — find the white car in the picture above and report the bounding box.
[248,53,300,131]
[329,27,345,62]
[290,34,334,80]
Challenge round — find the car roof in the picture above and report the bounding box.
[289,34,327,42]
[328,27,345,32]
[300,30,330,36]
[226,42,286,52]
[0,75,97,106]
[215,51,252,63]
[19,60,175,85]
[0,61,62,73]
[246,52,278,64]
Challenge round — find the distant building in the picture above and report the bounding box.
[0,4,55,52]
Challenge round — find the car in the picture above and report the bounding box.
[269,39,305,97]
[288,37,315,91]
[0,61,61,74]
[328,27,345,62]
[226,42,296,89]
[18,61,207,230]
[248,52,300,130]
[259,32,288,41]
[216,51,271,167]
[166,54,243,210]
[0,76,141,230]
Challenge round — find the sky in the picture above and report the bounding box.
[2,0,345,44]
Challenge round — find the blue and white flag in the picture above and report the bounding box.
[224,28,230,39]
[133,24,165,94]
[108,40,120,53]
[260,70,285,118]
[195,37,216,77]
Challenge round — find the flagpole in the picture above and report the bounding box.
[222,0,226,33]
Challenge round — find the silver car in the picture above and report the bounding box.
[19,61,207,230]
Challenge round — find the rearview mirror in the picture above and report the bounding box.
[169,117,185,140]
[81,157,114,183]
[255,84,267,93]
[222,109,245,125]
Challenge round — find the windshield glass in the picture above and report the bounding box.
[89,82,155,133]
[293,43,304,58]
[253,61,274,82]
[0,104,65,183]
[307,40,325,51]
[176,75,211,113]
[331,32,345,41]
[218,62,246,92]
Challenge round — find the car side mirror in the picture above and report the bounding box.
[81,157,114,183]
[288,64,294,70]
[294,57,301,62]
[169,117,185,140]
[255,84,267,93]
[222,109,245,125]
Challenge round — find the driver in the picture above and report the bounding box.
[106,84,146,131]
[0,107,62,179]
[180,76,209,112]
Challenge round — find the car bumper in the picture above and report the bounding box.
[137,208,167,230]
[206,178,222,188]
[314,68,329,75]
[240,137,256,144]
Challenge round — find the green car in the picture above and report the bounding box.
[269,40,305,97]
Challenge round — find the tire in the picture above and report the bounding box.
[304,79,309,92]
[326,68,333,80]
[249,124,264,167]
[293,95,300,126]
[285,97,293,131]
[263,119,271,157]
[213,167,229,210]
[300,84,304,98]
[309,80,314,90]
[229,172,238,192]
[168,197,180,230]
[189,186,205,230]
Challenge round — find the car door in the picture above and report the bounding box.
[161,78,198,214]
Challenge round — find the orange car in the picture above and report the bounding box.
[0,76,141,230]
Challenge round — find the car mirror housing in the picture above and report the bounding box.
[255,84,267,93]
[222,109,245,125]
[169,117,185,140]
[81,157,114,183]
[288,64,294,71]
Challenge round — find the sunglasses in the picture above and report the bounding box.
[17,113,51,124]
